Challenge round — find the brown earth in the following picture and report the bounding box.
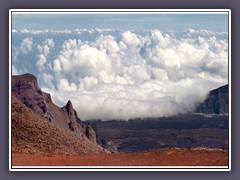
[12,148,228,166]
[12,95,105,155]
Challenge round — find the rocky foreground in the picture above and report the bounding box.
[12,148,228,166]
[12,95,106,155]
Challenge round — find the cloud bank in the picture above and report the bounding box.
[12,28,228,120]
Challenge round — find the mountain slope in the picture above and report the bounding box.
[195,84,229,114]
[12,95,105,155]
[12,73,97,143]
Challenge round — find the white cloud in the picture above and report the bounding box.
[150,29,169,47]
[17,28,114,35]
[96,35,120,53]
[47,77,224,120]
[42,73,54,89]
[79,76,98,90]
[20,37,33,54]
[123,65,150,83]
[201,56,228,79]
[53,59,62,72]
[12,47,19,62]
[151,67,169,80]
[36,54,47,68]
[36,39,55,71]
[20,29,30,33]
[121,31,141,46]
[12,65,18,75]
[12,28,229,120]
[20,29,49,34]
[54,41,113,83]
[37,38,54,57]
[58,79,78,91]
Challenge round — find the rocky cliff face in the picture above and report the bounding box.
[12,73,97,144]
[195,84,229,114]
[12,95,105,155]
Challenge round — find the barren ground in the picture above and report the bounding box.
[12,148,228,167]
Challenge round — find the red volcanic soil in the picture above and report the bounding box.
[12,148,228,167]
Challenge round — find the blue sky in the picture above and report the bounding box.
[12,13,229,32]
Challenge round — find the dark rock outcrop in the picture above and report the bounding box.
[12,73,97,144]
[195,84,229,114]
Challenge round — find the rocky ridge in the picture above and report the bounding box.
[195,84,229,114]
[12,73,103,155]
[12,73,97,143]
[12,95,105,155]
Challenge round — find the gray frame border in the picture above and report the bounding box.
[9,9,231,172]
[1,0,239,179]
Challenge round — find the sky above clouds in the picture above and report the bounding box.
[12,13,228,32]
[11,11,229,120]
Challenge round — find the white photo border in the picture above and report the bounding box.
[9,9,231,171]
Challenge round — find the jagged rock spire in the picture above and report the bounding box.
[66,100,73,110]
[65,100,75,117]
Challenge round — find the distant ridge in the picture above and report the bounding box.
[195,84,229,114]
